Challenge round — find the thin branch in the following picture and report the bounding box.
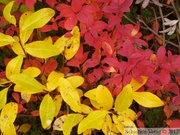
[137,17,180,49]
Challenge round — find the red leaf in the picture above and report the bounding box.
[31,110,39,116]
[12,92,20,103]
[82,58,99,73]
[64,15,78,30]
[152,21,160,32]
[136,120,145,128]
[41,58,58,76]
[172,95,180,106]
[46,0,56,8]
[25,0,35,10]
[18,104,24,113]
[39,24,53,32]
[0,71,5,78]
[157,46,166,63]
[170,119,180,128]
[159,69,170,85]
[71,0,82,12]
[24,59,42,69]
[143,33,154,41]
[164,104,173,119]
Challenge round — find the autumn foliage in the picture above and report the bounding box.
[0,0,180,134]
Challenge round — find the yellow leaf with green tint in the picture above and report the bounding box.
[54,35,69,53]
[3,1,16,25]
[21,8,55,31]
[24,41,60,59]
[58,78,81,112]
[10,36,25,56]
[6,55,23,79]
[47,71,64,91]
[78,110,108,134]
[53,115,67,131]
[66,76,84,88]
[22,67,41,77]
[130,76,148,91]
[133,92,164,108]
[79,104,93,114]
[85,85,113,110]
[0,33,15,47]
[54,95,62,117]
[0,87,8,110]
[9,74,43,94]
[63,114,84,135]
[0,102,18,132]
[114,84,133,112]
[3,123,16,135]
[19,11,34,45]
[44,36,53,44]
[40,94,55,129]
[64,26,80,60]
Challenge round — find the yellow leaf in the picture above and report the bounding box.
[3,1,16,25]
[77,110,108,134]
[18,123,31,133]
[9,74,43,94]
[79,104,93,114]
[54,35,70,53]
[0,33,15,47]
[44,36,53,45]
[54,94,62,117]
[22,67,41,78]
[53,115,67,131]
[24,41,60,59]
[83,129,92,135]
[66,76,84,88]
[40,94,55,129]
[47,71,64,91]
[6,55,23,79]
[102,114,112,135]
[21,93,31,103]
[58,78,81,112]
[112,114,124,135]
[0,79,10,85]
[0,87,8,110]
[114,84,133,112]
[3,123,16,135]
[10,36,25,56]
[0,102,18,132]
[85,85,114,110]
[21,8,55,31]
[19,11,34,45]
[130,76,148,91]
[63,114,84,135]
[118,109,137,121]
[133,92,164,108]
[64,26,80,60]
[118,115,137,135]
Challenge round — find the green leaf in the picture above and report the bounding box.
[133,92,164,108]
[9,73,43,94]
[0,102,18,132]
[58,78,81,112]
[3,1,16,25]
[21,8,55,31]
[19,11,34,45]
[40,94,55,129]
[6,55,23,79]
[0,87,8,110]
[24,41,60,59]
[78,110,108,134]
[63,114,84,135]
[114,84,133,112]
[0,33,15,47]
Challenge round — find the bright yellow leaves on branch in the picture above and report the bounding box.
[115,76,164,112]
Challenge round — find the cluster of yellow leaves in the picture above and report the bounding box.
[0,1,165,135]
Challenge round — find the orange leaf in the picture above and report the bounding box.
[136,119,145,128]
[163,104,173,119]
[167,0,171,5]
[31,110,39,116]
[155,36,163,45]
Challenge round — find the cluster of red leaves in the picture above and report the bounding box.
[1,0,180,128]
